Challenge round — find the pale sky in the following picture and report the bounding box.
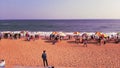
[0,0,120,19]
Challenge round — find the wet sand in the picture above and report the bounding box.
[0,38,120,68]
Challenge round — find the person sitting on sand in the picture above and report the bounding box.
[0,59,5,67]
[42,50,48,67]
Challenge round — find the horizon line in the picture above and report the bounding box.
[0,18,120,20]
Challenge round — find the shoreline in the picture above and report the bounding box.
[0,31,118,36]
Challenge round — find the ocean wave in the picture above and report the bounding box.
[0,31,118,37]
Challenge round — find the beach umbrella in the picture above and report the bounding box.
[100,33,108,38]
[82,33,88,37]
[103,34,108,37]
[52,32,58,35]
[117,32,120,35]
[59,32,66,36]
[65,32,74,36]
[95,32,100,35]
[95,32,102,37]
[73,32,80,35]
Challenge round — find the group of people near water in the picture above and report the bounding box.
[0,32,40,41]
[0,31,120,46]
[49,32,120,46]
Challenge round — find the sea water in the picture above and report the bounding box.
[0,19,120,32]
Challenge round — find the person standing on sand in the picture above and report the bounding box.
[98,37,102,45]
[42,50,48,67]
[83,39,88,47]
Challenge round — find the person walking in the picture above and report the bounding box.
[42,50,48,67]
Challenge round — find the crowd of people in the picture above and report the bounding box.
[49,32,120,46]
[0,32,40,41]
[0,31,120,46]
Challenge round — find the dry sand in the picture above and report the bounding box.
[0,38,120,68]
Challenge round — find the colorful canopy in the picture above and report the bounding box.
[59,32,66,36]
[73,32,80,35]
[95,32,102,36]
[101,34,108,38]
[52,32,58,35]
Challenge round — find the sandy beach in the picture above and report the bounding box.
[0,38,120,68]
[1,0,120,68]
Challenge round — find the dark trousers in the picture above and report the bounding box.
[43,59,48,67]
